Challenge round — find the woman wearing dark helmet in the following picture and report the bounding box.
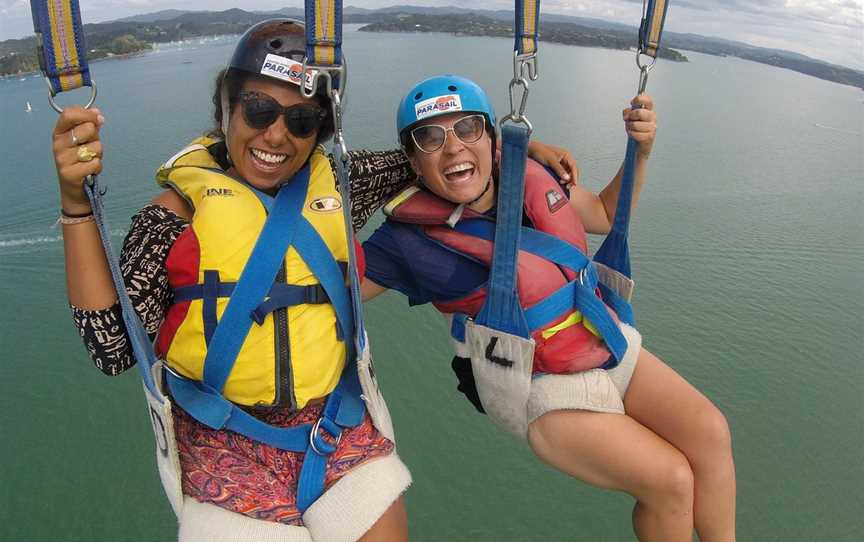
[51,15,576,540]
[51,20,412,542]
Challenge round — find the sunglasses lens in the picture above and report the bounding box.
[242,97,280,130]
[454,115,485,144]
[412,126,446,153]
[285,106,323,138]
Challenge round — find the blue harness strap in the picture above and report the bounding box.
[201,167,310,393]
[454,218,628,362]
[165,165,364,512]
[592,137,637,283]
[474,124,532,339]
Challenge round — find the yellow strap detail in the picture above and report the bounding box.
[540,311,601,340]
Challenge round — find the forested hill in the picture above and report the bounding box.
[2,7,861,90]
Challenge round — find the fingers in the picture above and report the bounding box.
[53,107,106,207]
[58,156,104,184]
[622,96,657,155]
[560,151,580,184]
[52,106,104,137]
[631,94,654,111]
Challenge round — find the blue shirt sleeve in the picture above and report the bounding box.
[363,220,489,307]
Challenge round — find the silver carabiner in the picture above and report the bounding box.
[635,51,656,95]
[300,58,347,101]
[329,90,349,159]
[46,78,98,113]
[515,51,539,82]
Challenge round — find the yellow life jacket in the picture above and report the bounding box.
[154,137,349,409]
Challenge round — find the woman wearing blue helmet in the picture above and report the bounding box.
[362,75,736,541]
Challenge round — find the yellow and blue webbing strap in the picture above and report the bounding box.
[514,0,540,56]
[639,0,670,59]
[304,0,343,91]
[29,0,94,104]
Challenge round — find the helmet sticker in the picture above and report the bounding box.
[260,53,314,90]
[415,94,463,120]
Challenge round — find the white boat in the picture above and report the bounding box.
[25,101,32,113]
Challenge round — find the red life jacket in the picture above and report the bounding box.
[384,158,618,374]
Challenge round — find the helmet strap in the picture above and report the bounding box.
[220,82,232,162]
[467,176,492,207]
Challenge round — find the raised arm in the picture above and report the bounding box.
[568,94,657,235]
[53,106,119,310]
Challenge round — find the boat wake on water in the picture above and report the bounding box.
[813,122,861,135]
[0,229,127,250]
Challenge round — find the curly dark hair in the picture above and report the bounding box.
[209,68,335,145]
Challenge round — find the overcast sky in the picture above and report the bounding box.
[1,1,862,70]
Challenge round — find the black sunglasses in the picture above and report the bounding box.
[238,91,327,138]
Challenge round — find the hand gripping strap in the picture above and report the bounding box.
[515,0,541,56]
[640,0,670,58]
[304,0,343,66]
[30,0,93,94]
[201,166,310,392]
[475,124,531,339]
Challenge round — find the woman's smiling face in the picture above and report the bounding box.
[406,112,495,210]
[227,76,320,192]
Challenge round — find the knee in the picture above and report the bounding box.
[692,404,734,462]
[641,455,695,510]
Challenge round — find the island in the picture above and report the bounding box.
[2,7,861,90]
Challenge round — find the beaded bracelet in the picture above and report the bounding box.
[57,208,95,226]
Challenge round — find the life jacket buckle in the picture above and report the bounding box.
[309,416,342,456]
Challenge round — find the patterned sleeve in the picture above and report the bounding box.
[331,149,417,232]
[70,205,188,375]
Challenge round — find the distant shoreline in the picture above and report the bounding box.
[2,8,861,90]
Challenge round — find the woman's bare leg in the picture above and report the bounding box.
[357,497,408,542]
[528,409,694,541]
[624,348,736,542]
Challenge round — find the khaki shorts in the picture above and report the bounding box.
[177,453,411,542]
[527,323,642,424]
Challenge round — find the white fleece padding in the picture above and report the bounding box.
[178,498,313,542]
[145,361,184,518]
[594,261,636,302]
[464,320,536,439]
[356,341,395,442]
[303,454,412,542]
[527,323,642,423]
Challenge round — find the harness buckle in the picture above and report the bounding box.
[309,417,342,456]
[305,285,330,304]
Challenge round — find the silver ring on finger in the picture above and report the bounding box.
[71,128,79,146]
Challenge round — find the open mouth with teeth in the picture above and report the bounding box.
[250,147,288,171]
[442,162,476,183]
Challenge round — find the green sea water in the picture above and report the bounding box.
[1,28,862,541]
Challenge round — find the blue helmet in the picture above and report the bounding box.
[396,75,496,147]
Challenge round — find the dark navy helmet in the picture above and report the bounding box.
[221,19,334,141]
